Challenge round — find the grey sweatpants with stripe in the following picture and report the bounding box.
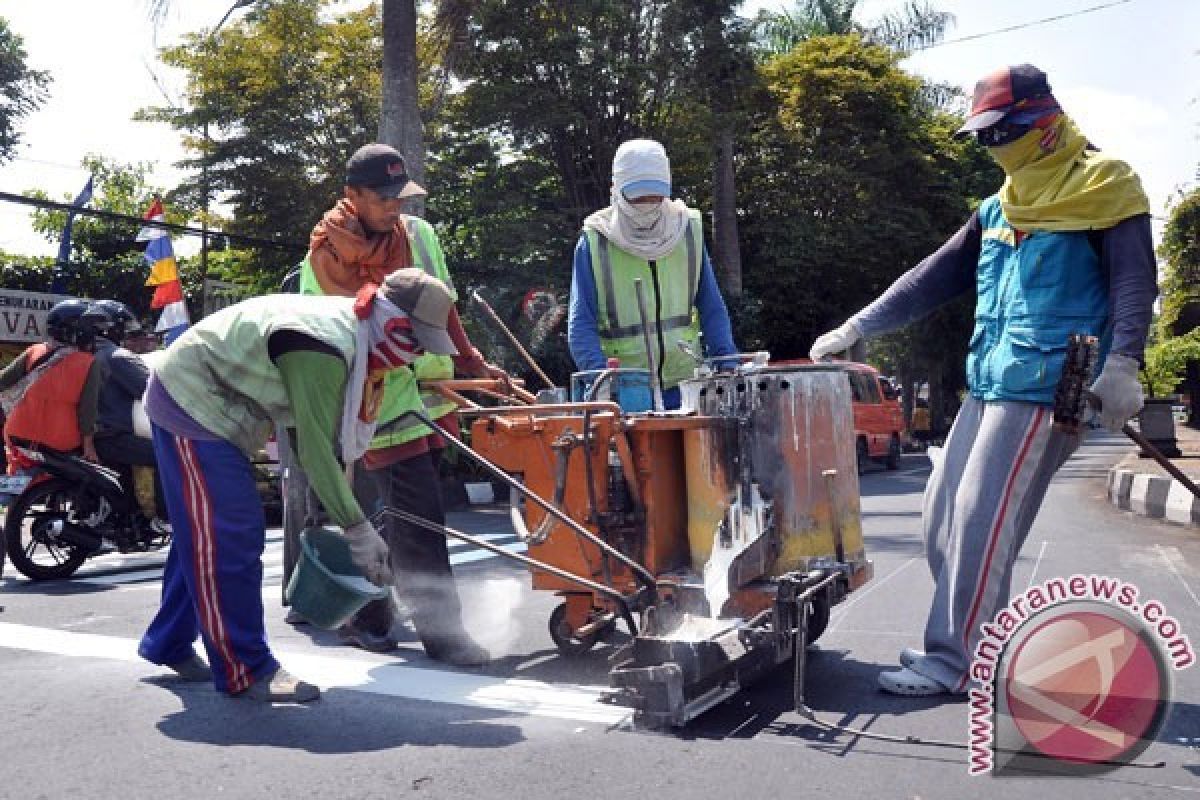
[908,395,1081,692]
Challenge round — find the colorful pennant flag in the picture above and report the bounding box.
[51,175,94,294]
[140,198,190,344]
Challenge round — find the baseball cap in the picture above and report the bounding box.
[955,64,1054,137]
[379,268,457,355]
[345,143,428,199]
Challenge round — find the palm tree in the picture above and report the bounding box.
[754,0,953,57]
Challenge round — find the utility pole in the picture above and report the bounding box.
[201,1,258,281]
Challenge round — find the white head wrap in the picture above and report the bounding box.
[582,139,690,260]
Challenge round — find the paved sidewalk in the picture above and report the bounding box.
[1107,420,1200,526]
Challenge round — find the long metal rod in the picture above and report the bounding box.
[633,278,664,411]
[401,410,658,591]
[470,290,556,390]
[1088,392,1200,499]
[379,507,638,637]
[1122,422,1200,499]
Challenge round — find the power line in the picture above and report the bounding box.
[0,191,305,253]
[912,0,1137,52]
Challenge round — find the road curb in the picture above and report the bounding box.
[1108,466,1198,527]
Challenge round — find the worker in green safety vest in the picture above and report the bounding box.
[298,143,507,665]
[568,139,738,409]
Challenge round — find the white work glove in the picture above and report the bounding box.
[344,520,393,587]
[1088,353,1144,432]
[809,320,862,361]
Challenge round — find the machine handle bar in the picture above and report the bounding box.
[378,507,639,638]
[400,410,659,592]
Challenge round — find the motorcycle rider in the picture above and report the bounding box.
[0,298,102,466]
[80,300,168,532]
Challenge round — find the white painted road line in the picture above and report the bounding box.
[0,621,630,726]
[826,557,918,634]
[42,536,528,591]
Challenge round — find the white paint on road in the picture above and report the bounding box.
[0,621,630,726]
[826,557,918,634]
[1026,540,1048,589]
[1156,544,1200,612]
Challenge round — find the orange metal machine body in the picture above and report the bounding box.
[470,410,701,637]
[467,365,873,648]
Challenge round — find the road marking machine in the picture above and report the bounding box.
[399,350,874,728]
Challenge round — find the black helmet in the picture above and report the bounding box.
[46,298,94,347]
[82,300,143,344]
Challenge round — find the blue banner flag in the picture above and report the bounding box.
[51,176,95,294]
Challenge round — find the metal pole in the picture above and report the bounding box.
[633,278,663,411]
[470,290,556,390]
[201,120,210,283]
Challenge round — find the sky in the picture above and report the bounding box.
[0,0,1196,259]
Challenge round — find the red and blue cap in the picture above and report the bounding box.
[955,64,1058,137]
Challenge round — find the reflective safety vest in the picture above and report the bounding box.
[156,295,358,456]
[967,196,1110,405]
[585,209,703,389]
[299,215,458,449]
[4,343,94,452]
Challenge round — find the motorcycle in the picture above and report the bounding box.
[2,440,171,581]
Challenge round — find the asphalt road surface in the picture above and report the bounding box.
[1,432,1197,799]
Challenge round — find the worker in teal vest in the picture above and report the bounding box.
[299,143,504,665]
[568,139,738,409]
[811,65,1156,697]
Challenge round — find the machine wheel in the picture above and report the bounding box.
[885,436,902,471]
[549,602,610,657]
[855,437,870,475]
[4,478,90,581]
[803,591,831,646]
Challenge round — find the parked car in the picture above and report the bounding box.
[774,359,907,473]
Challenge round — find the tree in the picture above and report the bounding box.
[753,0,952,57]
[676,0,759,298]
[0,17,51,164]
[738,35,1000,423]
[143,0,381,285]
[1146,186,1200,422]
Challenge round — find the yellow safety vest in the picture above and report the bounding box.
[585,210,703,389]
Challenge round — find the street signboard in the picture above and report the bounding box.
[0,288,72,344]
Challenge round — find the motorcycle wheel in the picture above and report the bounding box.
[5,477,91,580]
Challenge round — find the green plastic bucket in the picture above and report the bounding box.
[284,526,390,630]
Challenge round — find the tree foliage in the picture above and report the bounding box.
[738,35,1000,422]
[753,0,952,59]
[1143,186,1200,415]
[140,0,381,283]
[18,156,197,323]
[0,17,51,164]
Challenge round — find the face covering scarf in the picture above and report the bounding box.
[992,114,1150,232]
[308,198,413,296]
[583,191,690,261]
[339,290,422,463]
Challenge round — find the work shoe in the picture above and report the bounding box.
[167,653,211,682]
[878,666,951,697]
[898,647,924,669]
[240,668,320,703]
[337,623,398,653]
[424,634,490,667]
